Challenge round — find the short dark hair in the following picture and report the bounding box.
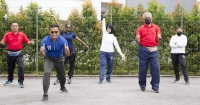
[10,21,18,25]
[65,23,72,28]
[49,24,59,30]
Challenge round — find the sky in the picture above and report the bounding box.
[5,0,86,20]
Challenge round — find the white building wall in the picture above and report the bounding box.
[5,0,125,20]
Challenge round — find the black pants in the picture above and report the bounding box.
[57,48,76,79]
[7,52,24,83]
[171,53,188,81]
[43,56,66,93]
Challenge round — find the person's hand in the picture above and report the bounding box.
[0,39,5,45]
[40,44,45,52]
[121,54,126,61]
[30,39,34,45]
[103,11,108,17]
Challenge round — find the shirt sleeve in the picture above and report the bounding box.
[102,18,107,35]
[176,35,187,47]
[113,36,123,55]
[156,26,161,35]
[169,36,177,48]
[22,33,29,43]
[3,33,8,43]
[72,33,76,38]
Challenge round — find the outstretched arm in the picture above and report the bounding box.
[102,12,108,34]
[51,15,62,33]
[75,36,89,53]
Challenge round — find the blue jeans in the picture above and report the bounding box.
[99,51,114,81]
[138,46,160,90]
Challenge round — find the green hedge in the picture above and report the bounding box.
[0,0,200,75]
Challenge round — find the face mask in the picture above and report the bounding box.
[145,18,151,25]
[177,32,182,36]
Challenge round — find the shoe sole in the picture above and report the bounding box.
[42,99,49,102]
[18,85,24,88]
[60,90,68,93]
[152,90,159,93]
[173,81,180,83]
[4,83,13,86]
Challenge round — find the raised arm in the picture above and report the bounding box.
[102,12,108,34]
[51,15,62,33]
[75,36,90,53]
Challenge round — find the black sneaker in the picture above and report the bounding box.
[42,94,48,101]
[68,78,72,84]
[173,79,180,83]
[152,88,159,93]
[18,82,24,88]
[141,87,145,91]
[53,79,59,85]
[185,80,189,85]
[60,86,68,93]
[106,79,111,83]
[4,81,13,86]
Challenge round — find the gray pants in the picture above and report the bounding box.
[43,56,66,93]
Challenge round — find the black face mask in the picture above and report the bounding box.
[145,18,151,25]
[177,32,182,36]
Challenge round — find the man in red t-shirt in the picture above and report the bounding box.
[0,22,34,88]
[136,12,162,93]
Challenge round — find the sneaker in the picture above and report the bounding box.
[185,80,189,85]
[53,79,60,85]
[68,78,72,84]
[152,88,159,93]
[60,86,68,93]
[42,94,48,101]
[98,80,103,84]
[141,87,145,91]
[106,79,111,83]
[4,81,13,86]
[18,82,24,88]
[173,79,180,83]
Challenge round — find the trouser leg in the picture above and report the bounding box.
[171,54,180,80]
[68,52,76,78]
[150,51,160,90]
[54,56,66,87]
[7,54,16,81]
[178,54,188,81]
[15,53,24,83]
[43,57,53,93]
[138,46,149,88]
[106,52,114,80]
[99,52,106,81]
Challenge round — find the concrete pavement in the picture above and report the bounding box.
[0,76,199,105]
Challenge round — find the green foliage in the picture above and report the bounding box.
[0,0,200,75]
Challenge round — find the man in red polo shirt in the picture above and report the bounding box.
[136,12,162,93]
[0,21,34,88]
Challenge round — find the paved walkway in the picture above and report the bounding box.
[0,76,199,105]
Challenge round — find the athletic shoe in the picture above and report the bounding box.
[152,88,159,93]
[60,86,68,93]
[42,94,48,101]
[173,79,180,83]
[18,82,24,88]
[53,79,59,85]
[68,78,72,84]
[185,80,189,85]
[141,87,145,91]
[4,81,13,86]
[98,80,103,84]
[106,78,111,83]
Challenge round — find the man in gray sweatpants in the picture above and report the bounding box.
[40,24,70,101]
